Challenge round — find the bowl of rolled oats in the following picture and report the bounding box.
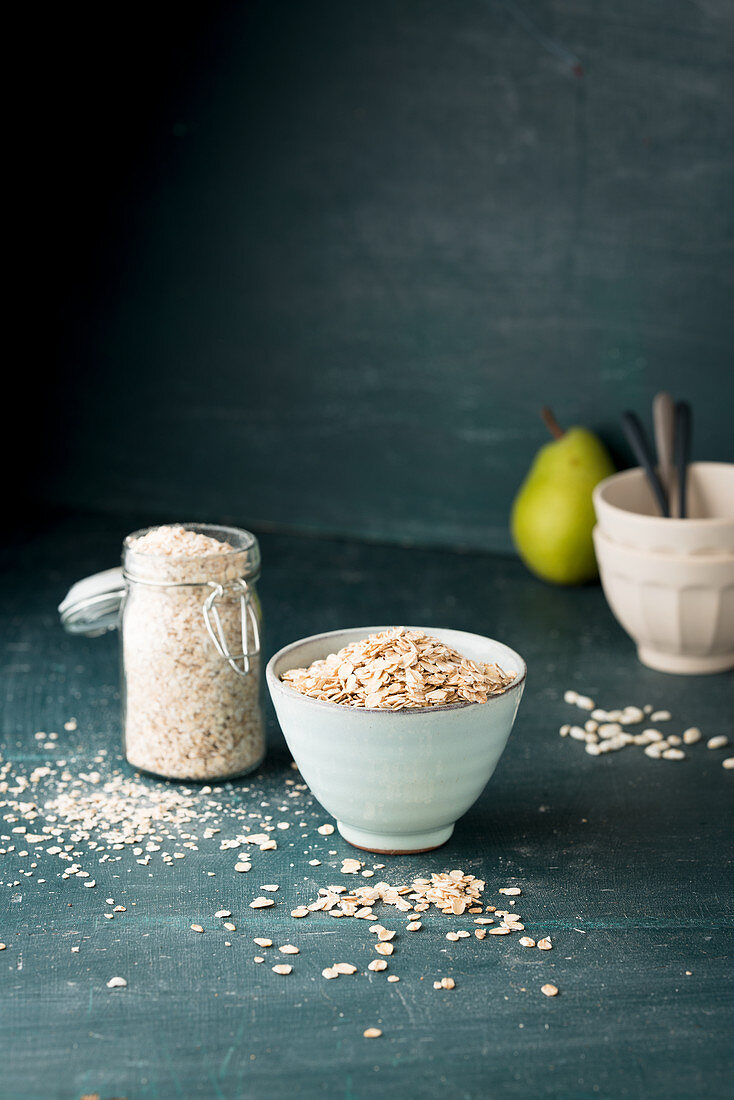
[267,626,526,854]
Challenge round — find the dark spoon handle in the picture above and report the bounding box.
[621,410,670,518]
[674,401,692,520]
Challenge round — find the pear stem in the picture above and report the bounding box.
[541,406,565,439]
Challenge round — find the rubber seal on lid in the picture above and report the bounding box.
[58,567,126,636]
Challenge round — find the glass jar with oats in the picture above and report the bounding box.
[59,523,266,781]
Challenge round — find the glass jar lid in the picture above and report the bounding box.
[58,567,126,636]
[59,524,261,637]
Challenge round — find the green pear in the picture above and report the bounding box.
[511,409,615,585]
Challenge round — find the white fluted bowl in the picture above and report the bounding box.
[593,528,734,674]
[593,462,734,555]
[266,626,526,854]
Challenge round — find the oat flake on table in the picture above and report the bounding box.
[282,627,515,709]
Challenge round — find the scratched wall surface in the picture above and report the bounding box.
[35,0,734,550]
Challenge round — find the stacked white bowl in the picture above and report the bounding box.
[592,462,734,674]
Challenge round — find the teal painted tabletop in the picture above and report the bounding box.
[1,513,732,1100]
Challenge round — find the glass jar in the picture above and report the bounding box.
[59,523,266,781]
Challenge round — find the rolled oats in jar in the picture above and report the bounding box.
[60,523,266,781]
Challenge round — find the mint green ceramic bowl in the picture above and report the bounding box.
[266,626,526,854]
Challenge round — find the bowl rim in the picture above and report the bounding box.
[593,525,734,565]
[593,462,734,529]
[266,625,527,715]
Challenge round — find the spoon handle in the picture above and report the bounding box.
[621,410,670,518]
[674,401,692,519]
[652,392,676,514]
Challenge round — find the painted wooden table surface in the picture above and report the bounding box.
[1,512,732,1100]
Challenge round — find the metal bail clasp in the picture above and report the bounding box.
[202,579,260,677]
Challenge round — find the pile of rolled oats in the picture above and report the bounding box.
[282,627,516,709]
[302,868,486,919]
[122,525,264,781]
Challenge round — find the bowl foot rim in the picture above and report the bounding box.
[637,646,734,675]
[336,820,454,855]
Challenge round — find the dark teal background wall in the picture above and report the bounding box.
[34,1,734,551]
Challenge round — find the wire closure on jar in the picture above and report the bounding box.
[203,579,260,677]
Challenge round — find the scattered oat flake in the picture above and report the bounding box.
[368,959,387,972]
[537,937,552,951]
[499,887,521,895]
[317,824,335,835]
[363,1028,382,1039]
[253,938,272,948]
[254,956,264,963]
[235,863,251,873]
[272,964,292,975]
[215,910,231,919]
[106,977,127,989]
[541,983,559,997]
[279,944,299,954]
[250,897,274,909]
[291,907,309,918]
[308,859,321,866]
[387,974,400,982]
[519,936,536,947]
[261,884,279,891]
[341,858,363,873]
[190,924,204,933]
[406,921,422,931]
[223,922,236,932]
[707,735,729,750]
[334,963,357,974]
[375,942,394,955]
[322,966,339,979]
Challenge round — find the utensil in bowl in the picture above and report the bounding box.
[652,391,676,515]
[266,626,526,854]
[674,400,692,519]
[593,527,734,674]
[593,463,734,555]
[621,410,669,517]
